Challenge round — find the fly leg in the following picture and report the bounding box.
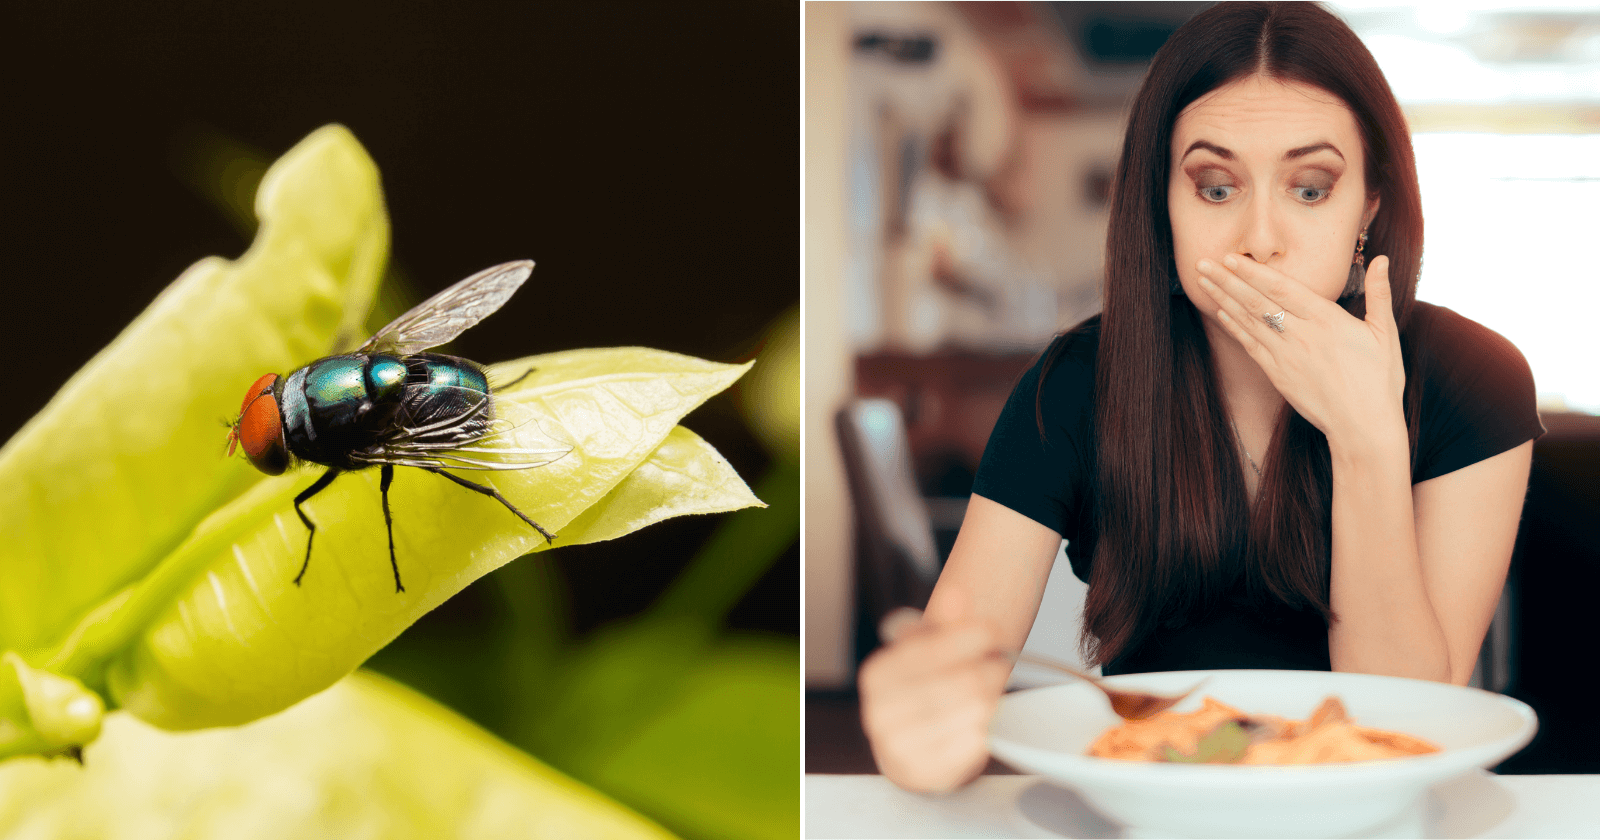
[493,366,536,392]
[424,467,556,543]
[293,468,341,586]
[380,464,405,593]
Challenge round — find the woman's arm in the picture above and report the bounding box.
[1327,429,1533,684]
[858,494,1061,792]
[926,494,1064,648]
[1324,423,1445,680]
[1412,441,1533,685]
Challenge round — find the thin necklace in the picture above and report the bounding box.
[1231,416,1262,478]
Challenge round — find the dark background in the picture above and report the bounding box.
[0,2,797,646]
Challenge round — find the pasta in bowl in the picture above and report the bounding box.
[1090,695,1439,764]
[987,669,1536,838]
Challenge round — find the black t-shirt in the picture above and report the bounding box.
[972,301,1546,675]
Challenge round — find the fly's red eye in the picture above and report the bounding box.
[240,373,278,413]
[235,374,288,475]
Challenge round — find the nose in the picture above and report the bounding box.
[1235,193,1284,264]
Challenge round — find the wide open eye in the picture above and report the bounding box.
[1292,185,1331,204]
[234,374,289,475]
[1198,184,1237,203]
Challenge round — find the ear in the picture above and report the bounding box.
[1362,194,1381,230]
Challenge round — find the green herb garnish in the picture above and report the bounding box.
[1160,719,1252,764]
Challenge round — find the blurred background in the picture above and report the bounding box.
[1,3,797,839]
[806,0,1600,776]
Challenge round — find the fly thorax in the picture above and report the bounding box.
[281,355,400,462]
[302,356,370,428]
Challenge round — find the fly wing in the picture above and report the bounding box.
[360,260,534,355]
[350,387,571,472]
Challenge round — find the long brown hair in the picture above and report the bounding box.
[1040,2,1426,667]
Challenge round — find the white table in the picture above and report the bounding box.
[804,772,1600,838]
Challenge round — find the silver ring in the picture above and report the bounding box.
[1263,311,1286,333]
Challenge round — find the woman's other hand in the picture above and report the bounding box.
[857,596,1013,793]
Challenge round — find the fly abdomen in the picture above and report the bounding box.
[403,353,489,393]
[395,354,494,443]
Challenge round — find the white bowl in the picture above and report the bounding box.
[987,669,1536,839]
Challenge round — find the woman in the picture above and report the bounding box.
[858,1,1544,793]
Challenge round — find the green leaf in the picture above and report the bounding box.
[0,670,677,840]
[1161,719,1252,764]
[560,424,766,545]
[89,350,751,730]
[0,124,387,658]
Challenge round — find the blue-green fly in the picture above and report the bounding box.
[225,261,562,592]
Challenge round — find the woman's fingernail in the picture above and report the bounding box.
[1222,254,1239,269]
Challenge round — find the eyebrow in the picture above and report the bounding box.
[1179,140,1345,163]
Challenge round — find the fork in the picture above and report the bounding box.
[879,607,1207,721]
[1004,648,1208,721]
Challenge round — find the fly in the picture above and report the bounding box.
[225,260,563,593]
